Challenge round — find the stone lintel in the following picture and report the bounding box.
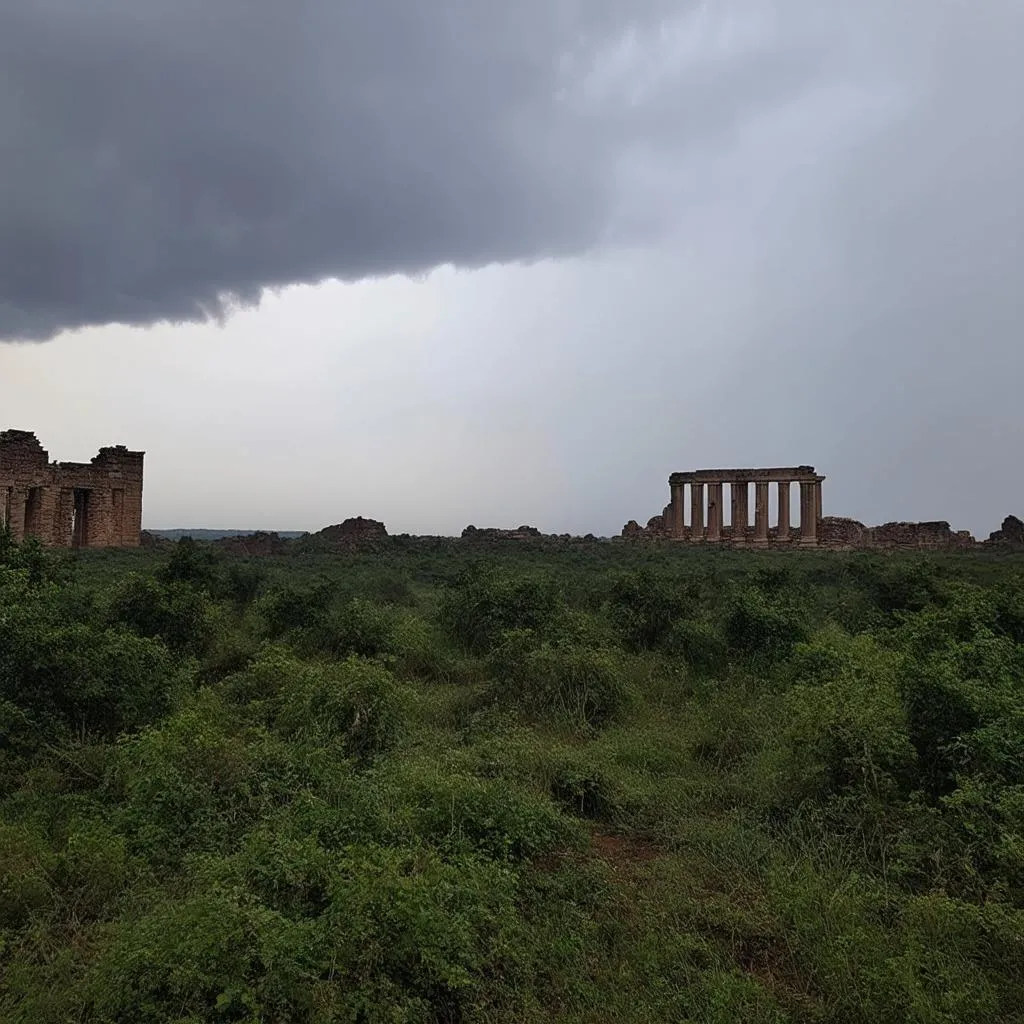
[670,466,820,485]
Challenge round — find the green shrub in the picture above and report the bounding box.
[848,557,945,617]
[107,700,282,864]
[992,578,1024,643]
[256,578,335,638]
[894,595,1024,799]
[488,630,632,728]
[303,597,396,659]
[86,883,310,1023]
[667,619,729,676]
[723,589,807,666]
[438,563,562,654]
[377,760,580,861]
[749,564,792,596]
[388,615,473,683]
[549,755,624,822]
[608,568,691,651]
[0,823,55,928]
[780,628,916,803]
[85,839,561,1022]
[157,535,222,591]
[0,592,186,753]
[107,573,215,655]
[273,656,408,763]
[222,561,266,606]
[53,821,144,922]
[371,572,416,606]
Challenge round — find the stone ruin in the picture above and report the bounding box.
[623,465,1015,553]
[987,515,1024,549]
[6,430,1014,560]
[1,429,144,548]
[315,516,389,550]
[625,466,825,547]
[817,517,977,552]
[462,524,543,542]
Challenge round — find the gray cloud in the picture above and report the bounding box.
[0,0,689,340]
[1,0,880,342]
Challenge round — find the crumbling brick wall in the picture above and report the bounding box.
[865,521,974,551]
[819,517,869,549]
[0,430,144,548]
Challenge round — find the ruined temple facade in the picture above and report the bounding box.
[623,465,996,552]
[625,466,826,547]
[0,430,144,548]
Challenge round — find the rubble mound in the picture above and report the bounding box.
[621,515,668,540]
[987,515,1024,548]
[461,524,543,542]
[316,517,389,550]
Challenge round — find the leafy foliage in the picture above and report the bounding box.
[2,535,1024,1022]
[608,567,691,651]
[438,563,562,654]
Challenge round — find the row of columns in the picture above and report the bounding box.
[669,478,822,546]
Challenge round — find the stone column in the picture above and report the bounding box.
[731,480,749,545]
[7,487,27,543]
[85,489,113,548]
[799,480,818,546]
[777,481,791,542]
[35,486,59,545]
[671,482,685,539]
[690,482,704,541]
[753,480,769,545]
[55,489,75,547]
[707,482,722,542]
[814,478,822,524]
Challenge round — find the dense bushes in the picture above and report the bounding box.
[107,573,216,655]
[0,569,186,776]
[487,630,631,728]
[439,563,562,653]
[2,534,1024,1022]
[723,588,807,665]
[271,654,409,763]
[608,568,692,651]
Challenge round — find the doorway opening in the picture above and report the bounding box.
[72,489,91,548]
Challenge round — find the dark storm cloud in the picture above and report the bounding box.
[0,0,692,341]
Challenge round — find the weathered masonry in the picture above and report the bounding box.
[630,466,826,547]
[0,429,144,548]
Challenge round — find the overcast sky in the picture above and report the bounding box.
[2,1,1022,536]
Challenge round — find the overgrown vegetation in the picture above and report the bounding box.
[2,529,1023,1022]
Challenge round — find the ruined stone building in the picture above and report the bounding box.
[0,430,144,548]
[624,465,985,552]
[625,466,826,546]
